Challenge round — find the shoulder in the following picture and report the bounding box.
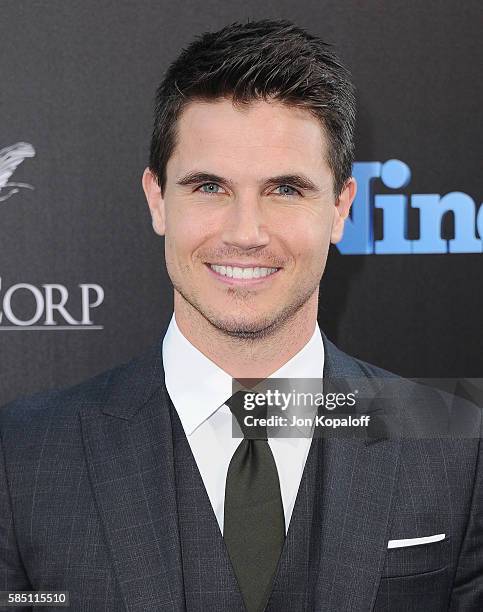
[322,334,482,438]
[0,367,113,438]
[0,337,162,434]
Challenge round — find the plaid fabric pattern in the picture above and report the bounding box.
[0,331,481,611]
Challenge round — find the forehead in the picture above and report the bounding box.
[168,98,330,177]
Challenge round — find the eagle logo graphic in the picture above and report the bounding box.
[0,142,36,202]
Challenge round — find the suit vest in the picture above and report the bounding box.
[169,399,323,611]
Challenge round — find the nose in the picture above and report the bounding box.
[221,194,270,250]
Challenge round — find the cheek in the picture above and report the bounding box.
[165,234,195,276]
[286,220,331,264]
[165,212,212,271]
[166,206,196,248]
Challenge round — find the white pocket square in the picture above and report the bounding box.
[387,533,446,549]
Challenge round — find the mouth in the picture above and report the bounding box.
[205,263,281,284]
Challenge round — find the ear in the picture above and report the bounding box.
[330,177,357,244]
[142,167,166,236]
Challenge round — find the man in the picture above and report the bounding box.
[0,19,482,612]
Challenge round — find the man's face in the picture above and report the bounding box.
[143,98,355,337]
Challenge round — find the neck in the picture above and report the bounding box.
[173,293,319,379]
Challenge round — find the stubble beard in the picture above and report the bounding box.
[172,275,320,342]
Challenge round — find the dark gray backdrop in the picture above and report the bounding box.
[1,0,481,406]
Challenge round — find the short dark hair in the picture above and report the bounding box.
[149,19,356,198]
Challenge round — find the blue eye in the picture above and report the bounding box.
[199,183,222,194]
[275,185,299,197]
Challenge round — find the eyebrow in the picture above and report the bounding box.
[175,171,321,193]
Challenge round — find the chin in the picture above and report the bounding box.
[175,284,310,339]
[203,310,283,339]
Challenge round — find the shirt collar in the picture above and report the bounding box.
[162,313,325,436]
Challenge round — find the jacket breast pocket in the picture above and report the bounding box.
[381,535,451,578]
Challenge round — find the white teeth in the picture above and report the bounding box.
[209,265,278,279]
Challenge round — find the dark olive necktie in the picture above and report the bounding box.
[223,390,285,612]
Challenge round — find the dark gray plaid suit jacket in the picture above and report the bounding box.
[1,331,482,611]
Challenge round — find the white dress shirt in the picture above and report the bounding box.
[162,314,324,534]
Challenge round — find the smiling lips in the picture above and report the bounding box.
[208,263,279,280]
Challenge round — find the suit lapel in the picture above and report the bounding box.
[80,337,186,611]
[309,335,402,611]
[79,327,402,612]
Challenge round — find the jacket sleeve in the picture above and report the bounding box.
[0,416,32,610]
[449,409,483,610]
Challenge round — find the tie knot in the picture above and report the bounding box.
[226,389,268,440]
